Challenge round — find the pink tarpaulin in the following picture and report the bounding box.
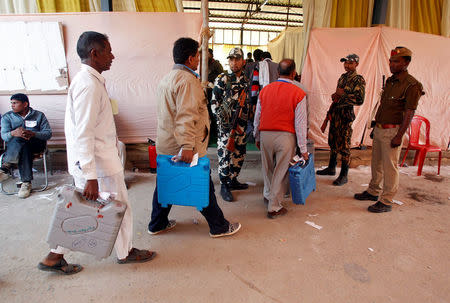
[0,12,202,144]
[302,26,450,149]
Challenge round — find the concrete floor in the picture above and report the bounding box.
[0,163,449,303]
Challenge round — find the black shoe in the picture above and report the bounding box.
[220,184,234,202]
[0,169,10,183]
[333,175,348,186]
[229,179,249,191]
[354,191,378,201]
[316,167,336,175]
[267,207,288,219]
[368,201,392,213]
[317,153,337,175]
[332,160,349,186]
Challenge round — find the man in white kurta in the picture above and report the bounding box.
[38,31,154,275]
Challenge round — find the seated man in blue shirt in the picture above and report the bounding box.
[0,93,52,198]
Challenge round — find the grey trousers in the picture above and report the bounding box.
[260,131,296,212]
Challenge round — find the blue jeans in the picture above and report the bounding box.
[148,176,230,235]
[2,137,46,182]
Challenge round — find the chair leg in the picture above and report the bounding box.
[417,150,426,176]
[437,151,441,175]
[400,148,409,167]
[35,152,48,192]
[413,150,421,166]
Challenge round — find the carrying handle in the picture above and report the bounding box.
[297,157,310,169]
[71,186,111,205]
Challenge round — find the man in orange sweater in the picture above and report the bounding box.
[254,59,308,219]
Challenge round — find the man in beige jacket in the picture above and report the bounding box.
[147,37,241,238]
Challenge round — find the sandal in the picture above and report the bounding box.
[38,259,83,275]
[117,248,156,264]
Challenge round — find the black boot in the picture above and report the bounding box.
[333,160,349,186]
[229,178,249,191]
[220,183,234,202]
[317,153,337,175]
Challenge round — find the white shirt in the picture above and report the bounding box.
[253,78,308,153]
[259,58,271,88]
[65,64,122,180]
[293,80,310,130]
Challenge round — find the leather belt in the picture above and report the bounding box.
[376,123,399,129]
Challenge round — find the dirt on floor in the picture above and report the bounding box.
[0,164,449,303]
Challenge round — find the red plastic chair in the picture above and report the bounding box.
[400,115,442,176]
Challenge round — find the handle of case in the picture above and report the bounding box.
[73,187,110,205]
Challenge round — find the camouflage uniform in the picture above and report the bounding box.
[328,71,366,162]
[211,72,250,185]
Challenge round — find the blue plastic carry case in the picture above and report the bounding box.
[288,153,316,205]
[156,155,210,211]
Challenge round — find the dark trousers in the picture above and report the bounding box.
[2,137,46,182]
[148,176,230,235]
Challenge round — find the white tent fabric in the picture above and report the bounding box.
[386,0,411,31]
[0,12,202,144]
[302,26,450,150]
[0,0,38,14]
[267,27,304,71]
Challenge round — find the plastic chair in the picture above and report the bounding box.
[400,115,442,176]
[0,143,49,195]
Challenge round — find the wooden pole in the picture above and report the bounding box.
[201,0,209,85]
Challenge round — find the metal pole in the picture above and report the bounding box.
[101,0,112,12]
[201,0,209,85]
[286,0,290,28]
[372,0,388,25]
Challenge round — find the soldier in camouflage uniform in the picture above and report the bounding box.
[211,47,250,202]
[317,54,366,186]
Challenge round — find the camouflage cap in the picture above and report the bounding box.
[227,47,244,59]
[390,46,412,58]
[340,54,359,63]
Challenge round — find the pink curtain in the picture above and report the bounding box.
[302,26,450,149]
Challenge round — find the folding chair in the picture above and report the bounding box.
[0,142,49,195]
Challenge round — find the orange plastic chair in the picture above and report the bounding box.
[400,115,442,176]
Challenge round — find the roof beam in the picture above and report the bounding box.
[210,15,302,23]
[211,27,282,33]
[241,1,254,27]
[185,0,302,9]
[210,19,302,27]
[184,7,303,17]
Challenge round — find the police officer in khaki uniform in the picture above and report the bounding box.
[354,46,424,213]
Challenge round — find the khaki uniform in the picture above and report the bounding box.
[367,71,423,203]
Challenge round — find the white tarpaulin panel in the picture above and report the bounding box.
[302,26,450,149]
[0,12,202,144]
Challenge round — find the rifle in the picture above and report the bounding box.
[321,92,339,132]
[367,75,385,140]
[226,89,247,152]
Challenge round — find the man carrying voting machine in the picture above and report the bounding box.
[254,59,314,219]
[38,31,155,275]
[147,37,241,238]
